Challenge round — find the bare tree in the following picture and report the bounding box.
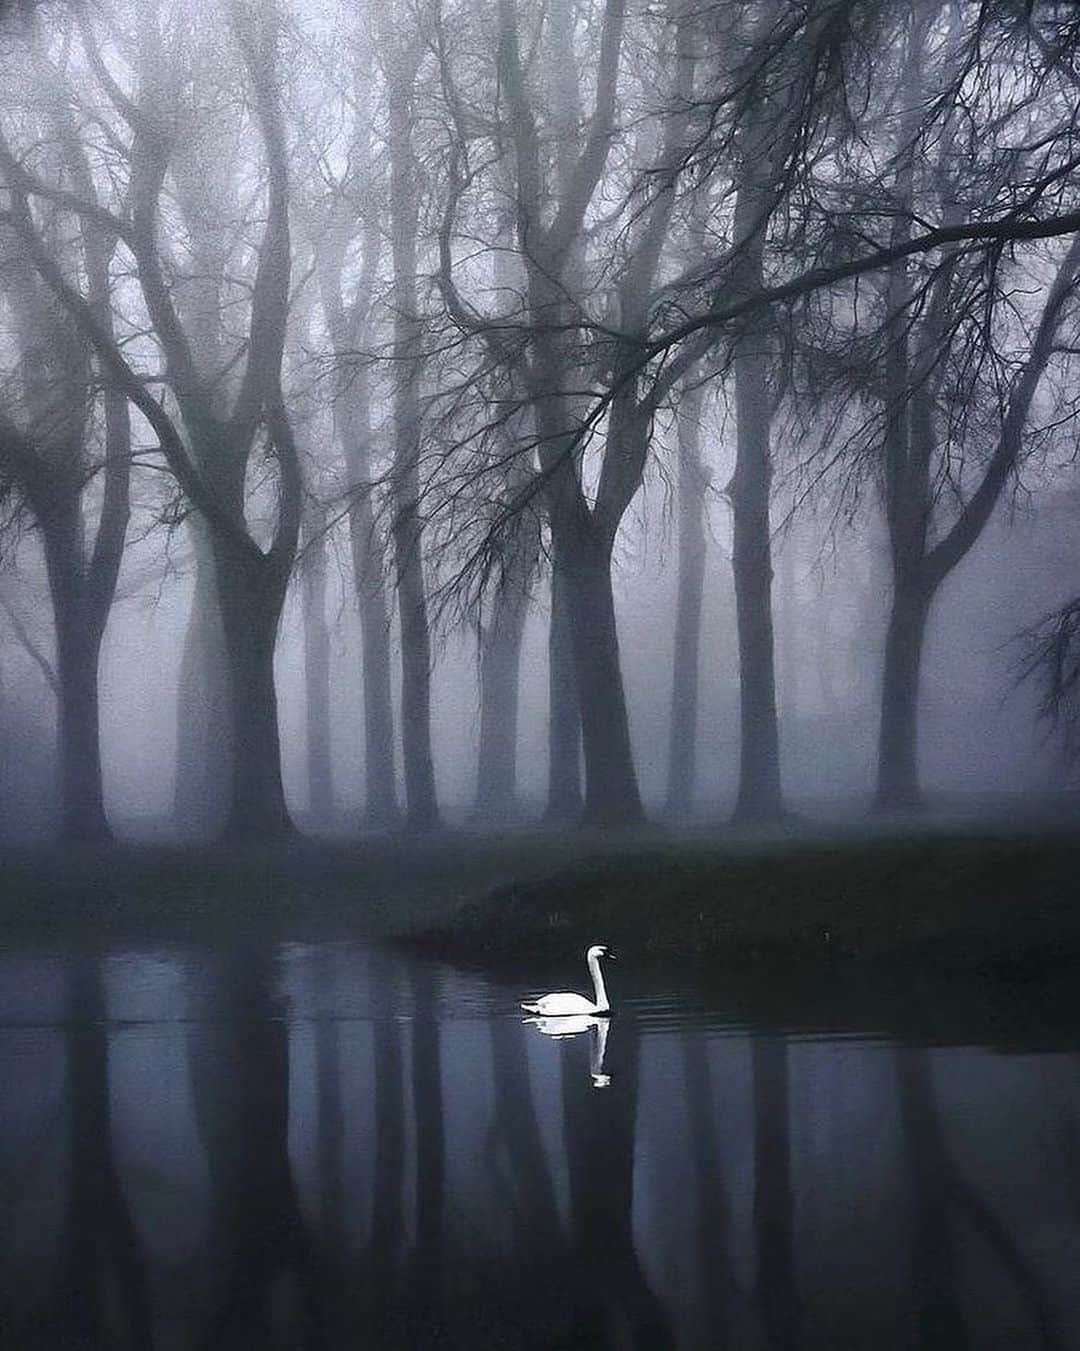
[0,0,302,839]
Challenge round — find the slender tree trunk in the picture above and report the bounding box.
[666,384,708,818]
[731,332,783,821]
[301,508,334,827]
[545,563,583,821]
[347,482,399,829]
[729,55,784,823]
[475,576,530,818]
[388,60,439,832]
[874,573,931,811]
[394,517,439,830]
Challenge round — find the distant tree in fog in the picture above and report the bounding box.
[0,37,130,842]
[0,0,301,839]
[784,5,1080,809]
[307,10,400,830]
[383,3,440,831]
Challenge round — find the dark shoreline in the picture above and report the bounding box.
[0,822,1077,963]
[2,823,1080,1043]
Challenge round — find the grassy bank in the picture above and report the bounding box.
[2,825,1080,992]
[411,829,1080,982]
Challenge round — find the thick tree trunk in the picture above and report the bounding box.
[40,508,110,844]
[214,544,292,840]
[475,575,530,819]
[301,510,334,827]
[731,337,784,821]
[874,574,931,811]
[545,564,583,821]
[348,485,399,829]
[55,611,108,844]
[666,384,707,818]
[562,527,644,826]
[174,528,232,836]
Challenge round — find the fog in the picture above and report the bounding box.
[1,0,1080,843]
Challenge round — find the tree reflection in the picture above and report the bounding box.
[404,960,445,1336]
[896,1046,1066,1351]
[752,1034,798,1351]
[561,1021,674,1348]
[55,950,154,1349]
[188,942,327,1349]
[683,1025,732,1344]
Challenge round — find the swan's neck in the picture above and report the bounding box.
[588,954,610,1012]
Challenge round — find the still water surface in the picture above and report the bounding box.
[1,938,1078,1349]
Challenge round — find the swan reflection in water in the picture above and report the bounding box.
[523,1013,612,1088]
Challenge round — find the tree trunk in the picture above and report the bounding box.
[301,508,334,827]
[40,505,110,844]
[174,525,232,836]
[55,610,108,844]
[348,484,399,829]
[729,46,784,824]
[874,573,931,811]
[394,519,439,831]
[545,563,583,821]
[666,384,707,818]
[562,527,645,826]
[731,334,784,821]
[388,58,439,833]
[475,575,530,819]
[214,543,292,840]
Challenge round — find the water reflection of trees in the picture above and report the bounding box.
[753,1034,799,1351]
[896,1046,1067,1351]
[55,951,155,1349]
[562,1022,674,1348]
[9,946,1080,1348]
[188,942,327,1348]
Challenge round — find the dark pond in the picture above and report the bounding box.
[1,938,1078,1349]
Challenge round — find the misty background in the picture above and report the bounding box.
[1,0,1079,843]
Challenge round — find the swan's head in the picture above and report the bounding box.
[586,944,611,962]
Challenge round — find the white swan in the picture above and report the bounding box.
[520,944,613,1017]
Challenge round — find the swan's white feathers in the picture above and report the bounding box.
[519,944,613,1017]
[520,992,599,1017]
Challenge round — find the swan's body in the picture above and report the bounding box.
[520,944,612,1017]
